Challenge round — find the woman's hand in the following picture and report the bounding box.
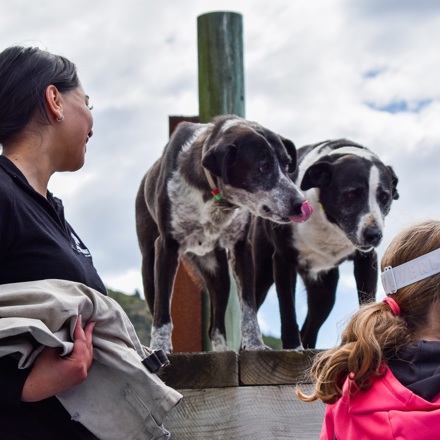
[21,315,96,402]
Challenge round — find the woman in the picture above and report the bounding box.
[298,219,440,440]
[0,45,108,439]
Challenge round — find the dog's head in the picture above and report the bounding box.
[201,116,313,223]
[300,143,399,251]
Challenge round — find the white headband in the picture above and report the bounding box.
[381,248,440,294]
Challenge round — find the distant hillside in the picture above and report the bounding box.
[107,288,152,346]
[262,334,282,350]
[108,288,282,350]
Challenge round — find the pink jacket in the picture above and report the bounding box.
[321,367,440,440]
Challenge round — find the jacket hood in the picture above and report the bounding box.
[346,367,440,415]
[322,342,440,440]
[323,369,440,440]
[388,340,440,401]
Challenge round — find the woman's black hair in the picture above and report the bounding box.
[0,46,79,145]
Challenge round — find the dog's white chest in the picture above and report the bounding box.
[294,210,355,277]
[168,177,247,256]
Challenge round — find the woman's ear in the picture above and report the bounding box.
[45,85,63,122]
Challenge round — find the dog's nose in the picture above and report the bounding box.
[290,200,303,215]
[363,226,383,246]
[289,200,313,223]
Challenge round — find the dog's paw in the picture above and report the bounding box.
[211,330,229,352]
[241,341,272,351]
[241,335,272,351]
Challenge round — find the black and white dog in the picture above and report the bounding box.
[135,115,313,352]
[250,139,399,349]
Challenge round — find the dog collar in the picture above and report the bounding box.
[381,248,440,294]
[203,167,223,201]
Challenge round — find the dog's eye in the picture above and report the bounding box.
[259,163,269,173]
[288,163,296,173]
[379,191,390,203]
[344,190,359,203]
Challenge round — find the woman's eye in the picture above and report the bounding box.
[86,95,93,110]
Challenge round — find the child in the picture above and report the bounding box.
[298,219,440,439]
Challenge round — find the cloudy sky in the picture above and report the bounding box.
[1,0,440,348]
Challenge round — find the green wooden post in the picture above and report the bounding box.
[198,12,245,121]
[197,11,244,352]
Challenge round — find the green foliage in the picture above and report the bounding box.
[107,288,152,346]
[263,334,283,350]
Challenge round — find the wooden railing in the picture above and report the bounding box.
[159,350,325,439]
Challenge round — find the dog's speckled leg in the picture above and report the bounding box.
[240,303,270,350]
[150,323,173,353]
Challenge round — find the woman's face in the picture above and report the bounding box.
[56,82,94,172]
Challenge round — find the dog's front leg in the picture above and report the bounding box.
[150,235,179,353]
[192,249,231,351]
[301,267,339,348]
[353,249,378,304]
[231,239,268,350]
[273,252,302,349]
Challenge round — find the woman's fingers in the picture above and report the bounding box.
[22,315,97,402]
[74,315,95,344]
[83,320,96,346]
[72,315,95,370]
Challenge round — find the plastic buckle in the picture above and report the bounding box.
[381,266,397,294]
[142,349,170,373]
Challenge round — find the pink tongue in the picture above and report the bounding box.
[289,201,313,223]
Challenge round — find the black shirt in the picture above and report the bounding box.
[0,155,104,439]
[0,155,106,294]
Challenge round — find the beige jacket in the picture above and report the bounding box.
[0,279,182,440]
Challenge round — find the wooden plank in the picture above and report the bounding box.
[168,115,199,136]
[165,385,325,439]
[158,351,239,389]
[240,350,319,385]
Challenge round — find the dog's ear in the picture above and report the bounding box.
[202,143,237,184]
[279,136,297,173]
[387,165,399,200]
[301,161,333,191]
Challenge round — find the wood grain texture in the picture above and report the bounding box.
[165,385,325,439]
[158,351,239,389]
[240,350,319,385]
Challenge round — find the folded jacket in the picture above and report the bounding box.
[0,279,182,440]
